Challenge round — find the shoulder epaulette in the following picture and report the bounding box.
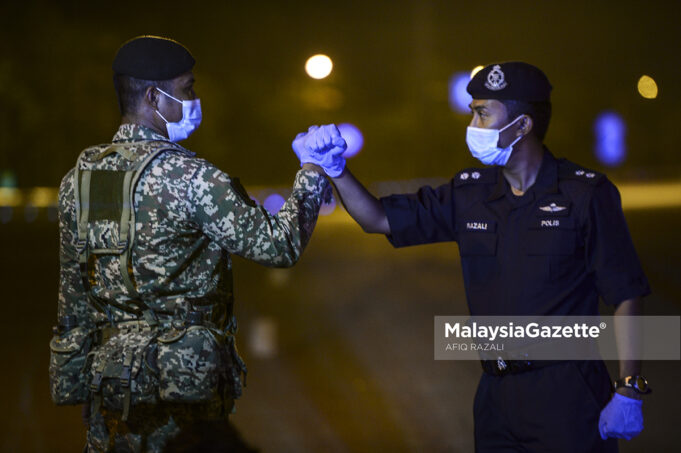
[453,167,496,187]
[557,159,605,185]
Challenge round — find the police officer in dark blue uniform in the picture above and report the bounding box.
[301,62,652,452]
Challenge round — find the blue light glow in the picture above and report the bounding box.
[263,193,286,215]
[448,72,473,114]
[594,112,627,167]
[337,123,364,158]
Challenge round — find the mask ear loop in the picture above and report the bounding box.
[153,88,179,124]
[508,133,524,148]
[155,109,169,123]
[156,88,183,104]
[499,115,524,133]
[499,115,526,148]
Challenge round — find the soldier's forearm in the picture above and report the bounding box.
[302,162,325,175]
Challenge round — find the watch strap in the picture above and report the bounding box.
[614,375,652,394]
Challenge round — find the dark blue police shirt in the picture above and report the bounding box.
[380,149,651,316]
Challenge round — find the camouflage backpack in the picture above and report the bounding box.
[49,139,246,420]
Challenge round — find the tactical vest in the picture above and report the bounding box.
[49,139,245,420]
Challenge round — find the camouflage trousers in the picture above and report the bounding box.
[84,399,256,452]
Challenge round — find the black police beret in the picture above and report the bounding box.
[112,35,195,81]
[467,62,552,102]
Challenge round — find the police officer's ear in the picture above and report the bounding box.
[517,115,533,137]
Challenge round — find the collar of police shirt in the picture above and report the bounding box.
[485,147,559,206]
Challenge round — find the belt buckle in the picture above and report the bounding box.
[496,357,508,373]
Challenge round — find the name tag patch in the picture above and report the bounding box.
[461,219,497,233]
[466,222,488,231]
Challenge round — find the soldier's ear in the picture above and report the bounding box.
[143,86,160,110]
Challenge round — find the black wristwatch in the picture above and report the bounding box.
[614,375,652,395]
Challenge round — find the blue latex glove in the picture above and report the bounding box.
[598,392,643,440]
[292,124,347,177]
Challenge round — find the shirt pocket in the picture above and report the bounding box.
[458,221,497,256]
[458,221,498,287]
[525,217,580,282]
[525,217,577,256]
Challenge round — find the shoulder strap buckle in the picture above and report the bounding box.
[119,363,132,388]
[117,239,128,252]
[90,371,103,392]
[76,238,88,254]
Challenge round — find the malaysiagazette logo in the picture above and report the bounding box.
[445,321,604,341]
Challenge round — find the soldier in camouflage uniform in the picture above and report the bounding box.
[52,36,343,452]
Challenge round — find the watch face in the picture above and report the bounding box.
[635,376,648,392]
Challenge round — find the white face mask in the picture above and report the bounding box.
[155,88,202,142]
[466,115,523,166]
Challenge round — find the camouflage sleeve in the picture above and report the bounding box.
[57,169,97,328]
[187,161,329,267]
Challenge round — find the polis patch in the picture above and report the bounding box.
[530,216,575,229]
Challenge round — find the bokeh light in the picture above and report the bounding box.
[0,170,17,188]
[337,123,364,158]
[470,65,484,79]
[0,188,22,207]
[637,75,658,99]
[305,54,333,79]
[594,111,627,167]
[263,193,286,215]
[28,187,57,207]
[448,72,473,114]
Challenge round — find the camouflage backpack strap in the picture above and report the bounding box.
[73,140,188,323]
[89,356,106,414]
[120,349,134,421]
[74,145,143,320]
[118,140,190,324]
[73,148,109,316]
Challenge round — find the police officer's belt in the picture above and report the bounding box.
[480,359,564,376]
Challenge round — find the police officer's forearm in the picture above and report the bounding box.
[614,297,643,398]
[330,168,390,234]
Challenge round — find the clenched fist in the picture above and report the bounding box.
[292,124,347,177]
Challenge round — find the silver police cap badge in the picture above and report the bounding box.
[539,202,567,213]
[484,65,508,91]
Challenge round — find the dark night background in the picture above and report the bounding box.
[1,0,680,188]
[0,0,679,451]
